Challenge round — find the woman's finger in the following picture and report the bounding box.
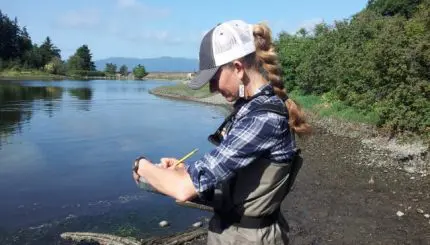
[132,171,140,184]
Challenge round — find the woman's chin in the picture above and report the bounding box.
[224,96,236,102]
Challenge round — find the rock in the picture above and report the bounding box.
[368,176,374,184]
[192,221,203,228]
[410,176,415,180]
[424,214,430,219]
[396,211,405,217]
[383,169,388,173]
[417,209,424,214]
[159,220,169,227]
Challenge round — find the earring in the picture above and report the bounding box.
[239,84,245,98]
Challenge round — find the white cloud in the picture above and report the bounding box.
[117,0,137,8]
[116,0,170,18]
[127,30,183,45]
[56,9,101,29]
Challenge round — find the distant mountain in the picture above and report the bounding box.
[94,56,198,72]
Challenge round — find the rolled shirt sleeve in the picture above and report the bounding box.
[185,111,281,194]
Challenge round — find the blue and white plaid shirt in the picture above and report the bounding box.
[185,84,297,194]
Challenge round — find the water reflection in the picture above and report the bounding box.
[0,80,224,244]
[68,87,92,101]
[0,83,93,146]
[68,87,93,111]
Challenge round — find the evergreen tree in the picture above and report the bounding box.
[75,45,95,71]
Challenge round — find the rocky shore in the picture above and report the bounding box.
[148,87,430,245]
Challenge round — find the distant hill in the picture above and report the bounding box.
[94,56,198,72]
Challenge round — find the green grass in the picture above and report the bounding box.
[289,90,380,125]
[0,69,66,80]
[150,82,212,99]
[152,84,380,125]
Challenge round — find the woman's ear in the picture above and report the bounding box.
[232,60,245,81]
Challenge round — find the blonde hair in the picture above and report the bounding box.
[251,22,312,136]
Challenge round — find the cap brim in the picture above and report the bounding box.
[188,67,219,90]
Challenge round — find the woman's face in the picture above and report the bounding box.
[209,62,244,102]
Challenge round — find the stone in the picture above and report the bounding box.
[417,209,424,214]
[396,211,405,217]
[159,220,169,227]
[192,221,203,228]
[424,214,430,219]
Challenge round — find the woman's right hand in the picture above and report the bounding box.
[159,158,185,169]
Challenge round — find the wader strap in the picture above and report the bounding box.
[214,208,281,229]
[209,102,301,230]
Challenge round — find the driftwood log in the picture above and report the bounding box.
[60,232,141,245]
[60,190,213,244]
[60,228,207,245]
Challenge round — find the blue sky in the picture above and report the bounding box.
[1,0,368,60]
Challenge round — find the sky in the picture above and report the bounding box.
[0,0,369,60]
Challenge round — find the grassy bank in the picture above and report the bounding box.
[151,83,379,125]
[0,69,67,80]
[289,90,380,126]
[145,72,190,81]
[150,82,212,99]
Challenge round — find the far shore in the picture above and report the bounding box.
[0,70,192,82]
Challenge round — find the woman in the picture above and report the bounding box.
[132,19,311,245]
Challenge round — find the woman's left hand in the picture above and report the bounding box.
[132,170,140,184]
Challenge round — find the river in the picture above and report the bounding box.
[0,79,228,244]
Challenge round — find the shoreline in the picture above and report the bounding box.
[143,86,430,244]
[150,86,429,175]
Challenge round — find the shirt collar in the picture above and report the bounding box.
[233,83,276,118]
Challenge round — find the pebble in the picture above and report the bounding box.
[417,209,424,214]
[396,211,405,217]
[410,177,415,180]
[192,221,203,228]
[424,214,430,219]
[159,220,169,227]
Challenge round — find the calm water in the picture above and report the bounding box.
[0,80,228,244]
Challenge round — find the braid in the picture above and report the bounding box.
[252,22,312,136]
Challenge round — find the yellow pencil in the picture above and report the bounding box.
[175,148,199,167]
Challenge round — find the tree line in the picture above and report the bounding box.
[0,10,148,79]
[103,63,147,79]
[275,0,429,139]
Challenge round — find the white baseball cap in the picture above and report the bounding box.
[188,20,256,90]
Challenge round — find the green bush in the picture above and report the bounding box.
[276,0,430,139]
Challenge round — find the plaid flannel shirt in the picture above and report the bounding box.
[185,84,297,194]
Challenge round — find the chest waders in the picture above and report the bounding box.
[200,102,303,231]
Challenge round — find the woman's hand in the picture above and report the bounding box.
[132,171,140,184]
[159,158,185,169]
